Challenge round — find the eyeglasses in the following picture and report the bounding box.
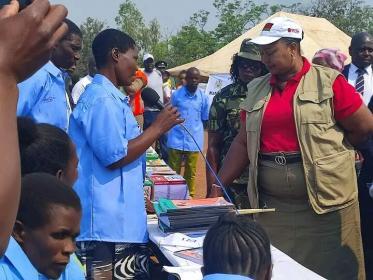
[237,60,262,72]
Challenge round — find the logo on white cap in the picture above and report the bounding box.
[251,17,303,45]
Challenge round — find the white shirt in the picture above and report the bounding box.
[144,69,163,111]
[347,63,373,105]
[71,75,93,104]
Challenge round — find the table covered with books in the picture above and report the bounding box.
[147,199,326,280]
[144,148,325,280]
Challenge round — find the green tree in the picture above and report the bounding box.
[115,0,165,63]
[212,0,301,48]
[76,17,105,79]
[115,0,146,47]
[168,10,217,67]
[299,0,373,35]
[167,0,299,67]
[212,0,269,47]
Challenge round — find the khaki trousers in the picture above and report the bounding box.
[256,159,365,280]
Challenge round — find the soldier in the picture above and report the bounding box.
[206,39,267,208]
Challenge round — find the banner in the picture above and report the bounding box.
[204,73,233,108]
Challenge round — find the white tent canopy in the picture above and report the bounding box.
[169,11,351,77]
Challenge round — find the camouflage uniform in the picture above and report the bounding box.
[208,82,250,208]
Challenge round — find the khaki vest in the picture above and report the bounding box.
[240,65,358,214]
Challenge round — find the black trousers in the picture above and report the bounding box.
[358,144,373,279]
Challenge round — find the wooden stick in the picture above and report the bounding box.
[237,208,276,215]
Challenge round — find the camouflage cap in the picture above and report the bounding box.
[237,39,261,61]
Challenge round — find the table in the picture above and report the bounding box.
[148,220,326,280]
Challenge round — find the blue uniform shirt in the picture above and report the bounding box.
[167,86,209,152]
[69,74,148,243]
[0,237,85,280]
[203,274,253,280]
[17,61,70,131]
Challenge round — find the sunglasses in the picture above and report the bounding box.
[237,60,262,71]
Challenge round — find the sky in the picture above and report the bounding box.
[51,0,373,35]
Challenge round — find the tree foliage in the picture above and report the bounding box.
[76,17,106,78]
[115,0,164,62]
[74,0,372,76]
[299,0,373,35]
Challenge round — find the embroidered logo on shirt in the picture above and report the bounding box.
[41,96,56,103]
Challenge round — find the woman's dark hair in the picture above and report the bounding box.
[230,54,268,83]
[92,28,136,69]
[17,117,72,176]
[18,173,81,229]
[203,212,271,278]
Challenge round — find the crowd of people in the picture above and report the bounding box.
[0,0,372,280]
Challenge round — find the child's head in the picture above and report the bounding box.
[13,173,82,279]
[17,117,78,187]
[203,213,272,280]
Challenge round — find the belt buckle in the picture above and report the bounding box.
[274,153,286,165]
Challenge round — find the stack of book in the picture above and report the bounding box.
[146,147,158,160]
[150,175,189,201]
[154,197,236,233]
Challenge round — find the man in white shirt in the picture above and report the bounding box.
[71,56,97,104]
[143,53,169,161]
[342,31,373,280]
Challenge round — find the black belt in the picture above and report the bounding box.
[259,153,302,165]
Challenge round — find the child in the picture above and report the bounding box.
[202,213,272,280]
[0,173,84,279]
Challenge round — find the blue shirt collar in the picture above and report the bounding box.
[203,274,253,280]
[182,85,200,98]
[44,61,63,78]
[92,74,128,102]
[4,237,40,279]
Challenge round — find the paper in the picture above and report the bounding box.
[159,232,204,253]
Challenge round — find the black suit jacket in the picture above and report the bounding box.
[342,64,350,80]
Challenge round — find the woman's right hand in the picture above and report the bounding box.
[153,104,184,134]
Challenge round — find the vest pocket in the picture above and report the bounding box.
[245,99,266,132]
[314,150,357,207]
[298,90,333,124]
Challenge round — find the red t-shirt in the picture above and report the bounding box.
[240,58,363,153]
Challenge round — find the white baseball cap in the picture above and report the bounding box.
[143,53,154,62]
[250,17,303,45]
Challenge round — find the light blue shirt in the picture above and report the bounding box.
[69,74,148,243]
[17,61,70,131]
[167,86,209,152]
[203,274,253,280]
[0,237,85,280]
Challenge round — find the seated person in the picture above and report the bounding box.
[202,213,272,280]
[0,173,84,279]
[17,117,78,187]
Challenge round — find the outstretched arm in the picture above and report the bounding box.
[0,0,67,255]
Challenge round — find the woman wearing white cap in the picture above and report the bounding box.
[210,17,373,279]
